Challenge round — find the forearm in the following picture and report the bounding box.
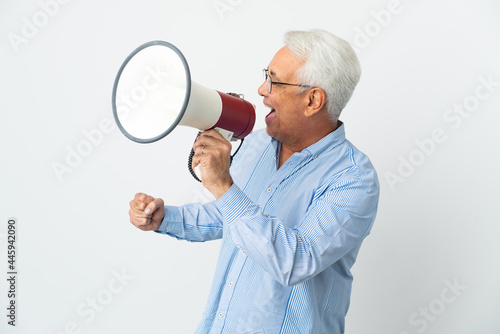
[155,202,224,242]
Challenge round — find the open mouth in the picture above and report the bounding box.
[265,109,276,119]
[264,108,277,127]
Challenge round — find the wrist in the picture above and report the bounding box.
[209,178,233,200]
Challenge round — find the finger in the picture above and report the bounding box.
[193,139,231,160]
[130,193,155,211]
[133,200,164,231]
[144,197,163,216]
[151,199,165,224]
[195,144,209,156]
[129,207,151,227]
[191,153,202,172]
[191,141,207,170]
[129,198,151,212]
[129,194,158,222]
[134,192,155,203]
[130,199,145,211]
[194,131,230,151]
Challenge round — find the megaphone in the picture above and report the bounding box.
[111,41,256,181]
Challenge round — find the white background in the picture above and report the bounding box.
[1,0,500,333]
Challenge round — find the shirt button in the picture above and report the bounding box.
[166,226,171,231]
[228,282,233,287]
[314,155,318,159]
[219,312,224,318]
[267,187,272,193]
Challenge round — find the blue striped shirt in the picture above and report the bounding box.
[156,123,379,333]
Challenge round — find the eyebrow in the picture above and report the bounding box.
[268,68,281,81]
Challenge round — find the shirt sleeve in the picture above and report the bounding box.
[215,174,379,286]
[155,201,224,242]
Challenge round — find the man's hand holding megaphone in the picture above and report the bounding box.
[191,129,234,199]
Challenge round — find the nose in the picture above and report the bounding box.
[258,80,268,97]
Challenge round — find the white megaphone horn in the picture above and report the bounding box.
[111,41,256,181]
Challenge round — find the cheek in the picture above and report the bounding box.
[280,105,302,124]
[274,96,303,125]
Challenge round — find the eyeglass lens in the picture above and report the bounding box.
[263,69,271,93]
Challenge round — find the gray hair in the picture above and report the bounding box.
[284,29,361,120]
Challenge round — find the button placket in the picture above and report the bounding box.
[212,250,247,330]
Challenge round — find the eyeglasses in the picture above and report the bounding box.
[263,68,313,93]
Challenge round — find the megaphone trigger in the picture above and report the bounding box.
[214,128,234,142]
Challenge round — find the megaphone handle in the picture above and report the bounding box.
[187,132,244,183]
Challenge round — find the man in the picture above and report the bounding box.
[129,29,379,333]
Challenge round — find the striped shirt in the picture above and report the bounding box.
[156,123,380,333]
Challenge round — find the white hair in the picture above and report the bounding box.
[284,29,361,120]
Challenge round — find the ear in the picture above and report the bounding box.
[304,88,326,118]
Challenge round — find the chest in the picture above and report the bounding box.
[232,144,328,229]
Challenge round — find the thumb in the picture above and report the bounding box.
[144,198,160,216]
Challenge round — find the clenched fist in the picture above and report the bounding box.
[129,193,165,231]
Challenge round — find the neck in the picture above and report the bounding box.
[278,120,339,168]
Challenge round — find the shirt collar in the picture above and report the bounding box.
[271,121,346,159]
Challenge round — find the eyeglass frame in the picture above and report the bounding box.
[263,68,313,93]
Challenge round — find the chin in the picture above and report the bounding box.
[264,126,278,139]
[265,126,273,137]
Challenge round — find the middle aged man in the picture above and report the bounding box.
[129,29,380,333]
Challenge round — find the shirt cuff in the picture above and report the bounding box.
[215,183,253,225]
[154,205,183,235]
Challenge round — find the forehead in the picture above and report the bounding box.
[268,46,304,80]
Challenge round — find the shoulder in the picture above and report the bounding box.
[342,139,378,181]
[313,136,379,194]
